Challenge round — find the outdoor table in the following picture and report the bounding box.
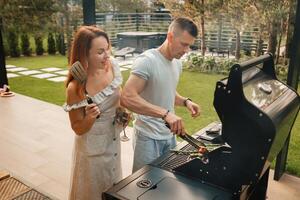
[117,31,166,53]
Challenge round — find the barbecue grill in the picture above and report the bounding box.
[103,53,300,200]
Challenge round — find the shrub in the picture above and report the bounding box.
[202,56,217,72]
[35,35,44,55]
[47,33,56,55]
[185,53,204,71]
[7,31,20,57]
[183,53,237,74]
[56,33,65,55]
[21,34,31,56]
[275,64,288,77]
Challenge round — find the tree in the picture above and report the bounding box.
[249,0,289,58]
[223,0,249,60]
[7,30,20,57]
[48,33,56,55]
[21,33,31,56]
[0,0,58,33]
[161,0,223,56]
[95,0,148,12]
[35,34,44,56]
[0,0,59,56]
[284,0,297,61]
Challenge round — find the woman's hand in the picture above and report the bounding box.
[115,107,131,127]
[85,103,101,120]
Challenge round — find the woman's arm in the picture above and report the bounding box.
[66,81,100,135]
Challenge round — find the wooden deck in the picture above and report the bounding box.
[0,93,299,200]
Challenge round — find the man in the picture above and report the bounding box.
[121,17,201,172]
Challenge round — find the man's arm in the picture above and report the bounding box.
[121,74,185,135]
[175,92,201,118]
[121,74,166,118]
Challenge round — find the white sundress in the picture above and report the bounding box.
[63,61,123,200]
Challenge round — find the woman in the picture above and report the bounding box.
[63,26,124,200]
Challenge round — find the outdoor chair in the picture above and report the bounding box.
[114,47,136,60]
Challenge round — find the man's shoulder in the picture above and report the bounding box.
[137,49,158,61]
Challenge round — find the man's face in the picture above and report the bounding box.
[169,30,195,59]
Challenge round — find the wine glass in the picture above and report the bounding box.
[120,126,130,142]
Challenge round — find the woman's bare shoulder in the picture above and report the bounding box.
[66,80,83,105]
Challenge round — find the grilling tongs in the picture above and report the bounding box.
[165,123,207,152]
[179,133,207,151]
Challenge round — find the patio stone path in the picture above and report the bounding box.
[6,67,28,72]
[7,73,20,78]
[55,70,68,76]
[31,73,57,79]
[5,57,136,83]
[47,76,66,82]
[5,64,17,68]
[18,70,42,75]
[41,67,62,72]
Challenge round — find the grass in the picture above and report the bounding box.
[9,76,66,106]
[5,55,300,177]
[6,55,68,69]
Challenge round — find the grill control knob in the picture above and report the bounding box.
[136,179,152,188]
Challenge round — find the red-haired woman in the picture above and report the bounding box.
[63,26,124,200]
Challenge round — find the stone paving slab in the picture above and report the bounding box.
[18,70,42,75]
[7,73,20,78]
[6,67,28,72]
[47,76,66,82]
[31,73,57,79]
[55,70,68,76]
[118,61,134,68]
[120,67,129,72]
[41,68,62,72]
[5,65,17,69]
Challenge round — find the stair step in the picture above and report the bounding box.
[13,189,51,200]
[0,177,30,199]
[0,170,10,181]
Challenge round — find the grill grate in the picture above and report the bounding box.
[0,177,29,200]
[158,139,200,170]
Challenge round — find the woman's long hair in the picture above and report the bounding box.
[65,26,110,98]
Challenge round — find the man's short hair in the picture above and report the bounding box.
[168,17,198,38]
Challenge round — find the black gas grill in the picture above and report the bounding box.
[103,54,300,200]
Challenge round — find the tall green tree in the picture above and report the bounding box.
[0,0,59,56]
[161,0,223,56]
[7,30,20,57]
[21,33,31,56]
[249,0,289,57]
[284,0,297,61]
[95,0,148,12]
[0,0,58,33]
[223,0,248,60]
[48,33,56,55]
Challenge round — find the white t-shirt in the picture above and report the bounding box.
[131,48,182,140]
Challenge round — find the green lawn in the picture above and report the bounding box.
[6,55,68,69]
[5,55,300,177]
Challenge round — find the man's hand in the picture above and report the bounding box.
[186,100,201,118]
[164,112,186,135]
